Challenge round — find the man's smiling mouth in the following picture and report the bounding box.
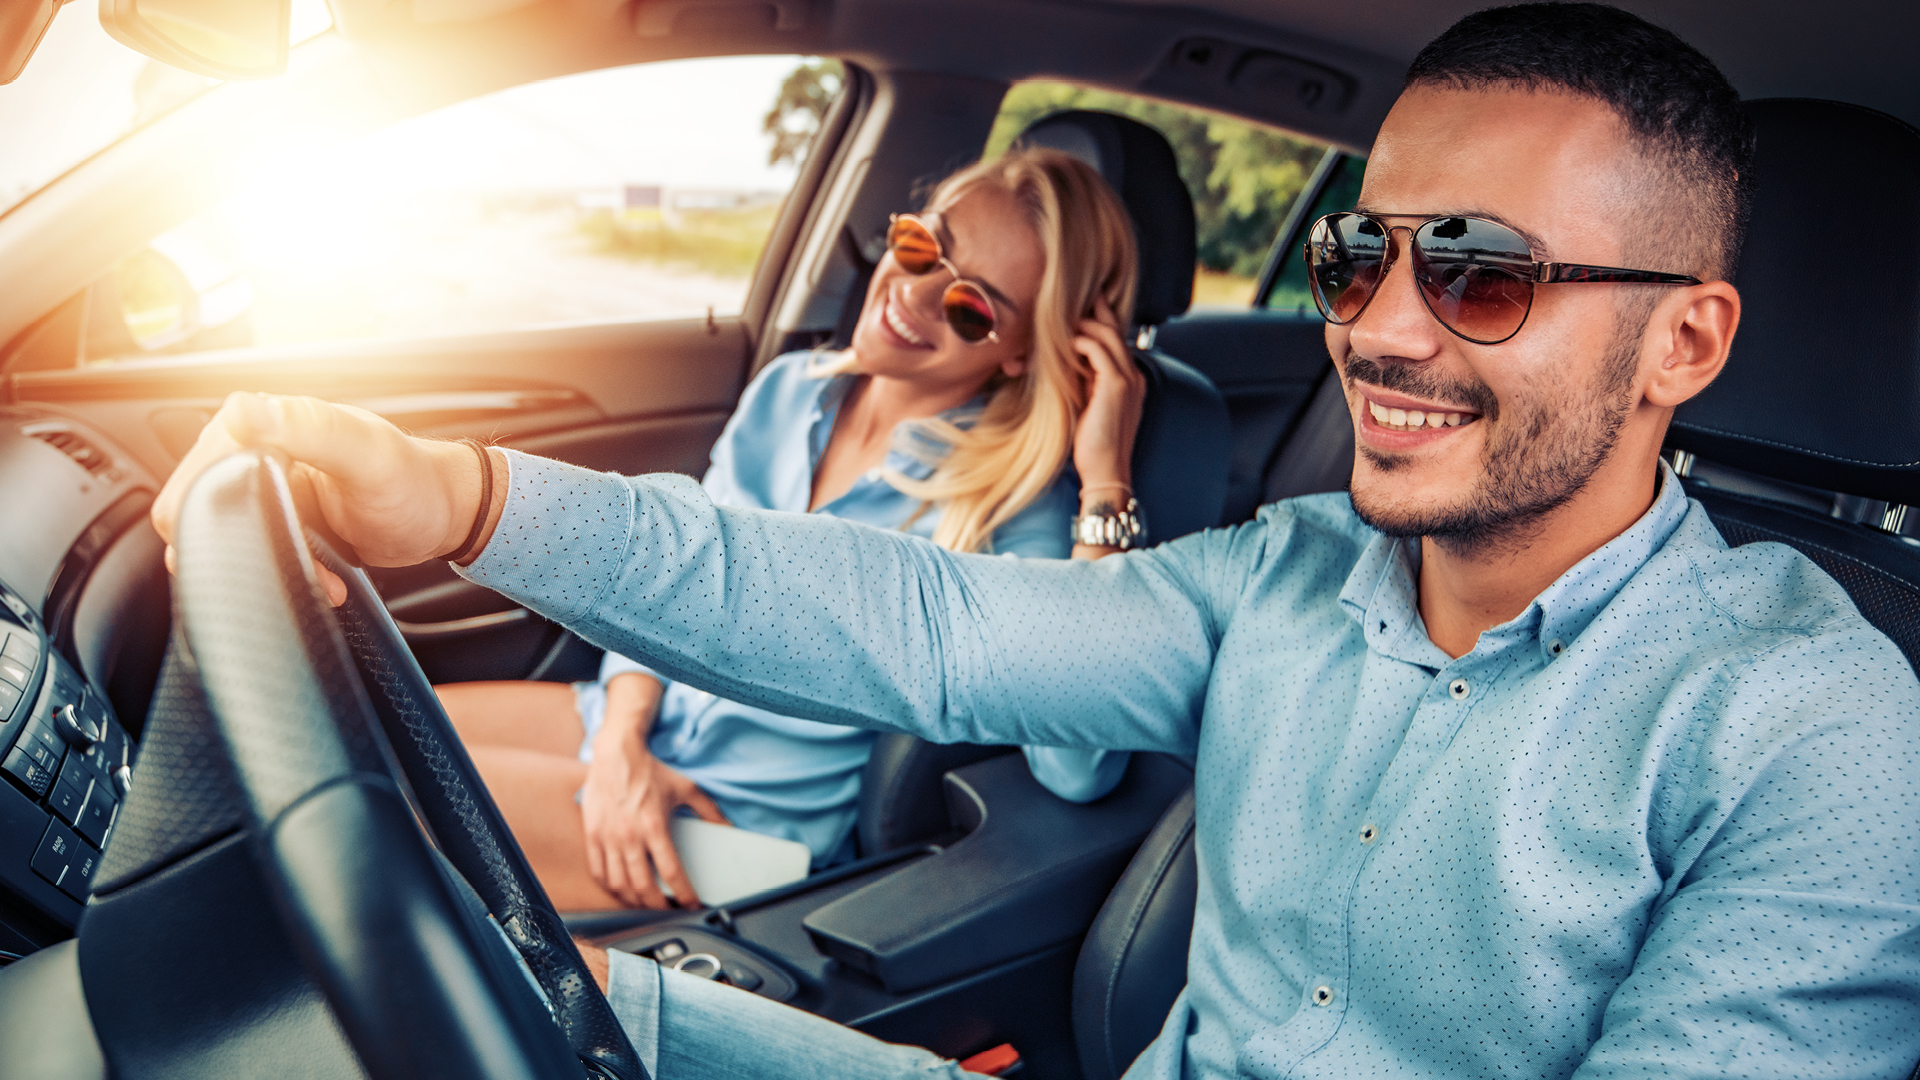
[1366,399,1478,431]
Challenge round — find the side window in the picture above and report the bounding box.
[81,56,844,364]
[1260,154,1366,318]
[986,82,1328,310]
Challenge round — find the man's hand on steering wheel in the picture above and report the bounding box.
[152,391,499,601]
[582,674,731,909]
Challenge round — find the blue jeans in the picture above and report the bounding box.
[606,951,987,1080]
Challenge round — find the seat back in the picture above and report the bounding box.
[1668,98,1920,678]
[1071,788,1196,1080]
[859,111,1227,856]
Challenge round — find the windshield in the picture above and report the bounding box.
[0,0,332,218]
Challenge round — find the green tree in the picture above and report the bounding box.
[985,83,1324,278]
[763,59,845,167]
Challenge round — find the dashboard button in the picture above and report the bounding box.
[3,746,55,797]
[30,818,83,893]
[0,657,29,689]
[75,783,116,848]
[48,772,87,825]
[0,630,35,665]
[0,680,20,718]
[62,841,100,900]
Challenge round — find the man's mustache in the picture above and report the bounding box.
[1340,353,1499,420]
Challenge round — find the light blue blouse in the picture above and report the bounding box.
[578,351,1127,866]
[465,455,1920,1079]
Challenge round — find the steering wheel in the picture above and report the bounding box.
[167,448,648,1080]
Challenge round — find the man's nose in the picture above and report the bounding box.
[1347,230,1446,361]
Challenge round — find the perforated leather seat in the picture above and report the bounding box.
[1068,97,1920,1080]
[858,110,1228,855]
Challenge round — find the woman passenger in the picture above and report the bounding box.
[437,148,1149,911]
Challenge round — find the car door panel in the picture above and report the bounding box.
[9,315,749,684]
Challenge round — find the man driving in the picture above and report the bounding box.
[153,3,1920,1078]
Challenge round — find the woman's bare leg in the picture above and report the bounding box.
[436,680,585,756]
[436,680,626,909]
[462,745,628,910]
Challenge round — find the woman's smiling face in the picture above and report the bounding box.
[850,183,1047,394]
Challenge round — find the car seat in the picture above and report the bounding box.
[856,110,1229,855]
[1067,97,1920,1080]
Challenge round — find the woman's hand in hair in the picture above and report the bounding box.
[1070,296,1146,493]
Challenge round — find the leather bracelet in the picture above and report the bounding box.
[446,438,494,563]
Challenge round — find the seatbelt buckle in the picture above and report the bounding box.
[959,1043,1022,1076]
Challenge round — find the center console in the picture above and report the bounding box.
[0,577,134,950]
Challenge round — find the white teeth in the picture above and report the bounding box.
[885,299,928,345]
[1367,398,1476,432]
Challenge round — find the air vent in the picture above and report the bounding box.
[22,423,113,477]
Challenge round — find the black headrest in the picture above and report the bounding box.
[1669,99,1920,505]
[1017,110,1197,327]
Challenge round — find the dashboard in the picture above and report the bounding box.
[0,406,166,960]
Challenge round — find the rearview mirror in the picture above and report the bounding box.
[0,0,75,85]
[100,0,290,80]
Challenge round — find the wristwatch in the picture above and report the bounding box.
[1071,497,1147,550]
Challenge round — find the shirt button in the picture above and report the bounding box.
[862,468,882,482]
[1448,678,1470,700]
[1548,639,1565,656]
[1358,823,1378,844]
[1312,985,1334,1006]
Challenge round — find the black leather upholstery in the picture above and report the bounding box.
[1018,110,1198,327]
[1670,99,1920,505]
[1666,99,1920,682]
[1073,788,1196,1080]
[857,112,1227,855]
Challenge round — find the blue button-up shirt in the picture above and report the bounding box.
[463,454,1920,1079]
[587,351,1125,865]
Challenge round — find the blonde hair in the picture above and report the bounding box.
[818,147,1139,553]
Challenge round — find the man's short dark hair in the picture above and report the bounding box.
[1407,2,1755,281]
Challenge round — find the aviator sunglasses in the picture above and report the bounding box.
[886,213,1001,344]
[1304,212,1701,345]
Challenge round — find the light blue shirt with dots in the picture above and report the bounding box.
[574,351,1127,868]
[462,453,1920,1080]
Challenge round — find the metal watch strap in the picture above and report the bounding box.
[1071,497,1146,550]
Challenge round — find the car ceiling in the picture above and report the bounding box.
[331,0,1919,154]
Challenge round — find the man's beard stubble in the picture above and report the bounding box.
[1343,312,1643,556]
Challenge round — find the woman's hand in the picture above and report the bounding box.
[1070,296,1146,493]
[581,680,729,909]
[150,391,496,603]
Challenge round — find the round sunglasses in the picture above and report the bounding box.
[885,213,1000,344]
[1303,212,1701,345]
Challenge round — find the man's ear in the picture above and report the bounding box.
[1642,280,1741,408]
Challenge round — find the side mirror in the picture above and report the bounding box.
[0,0,76,85]
[108,247,202,351]
[100,0,291,80]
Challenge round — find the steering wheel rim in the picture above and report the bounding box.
[172,449,647,1080]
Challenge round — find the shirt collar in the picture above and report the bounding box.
[805,368,991,481]
[1338,461,1691,667]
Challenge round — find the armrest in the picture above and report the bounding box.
[802,752,1192,992]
